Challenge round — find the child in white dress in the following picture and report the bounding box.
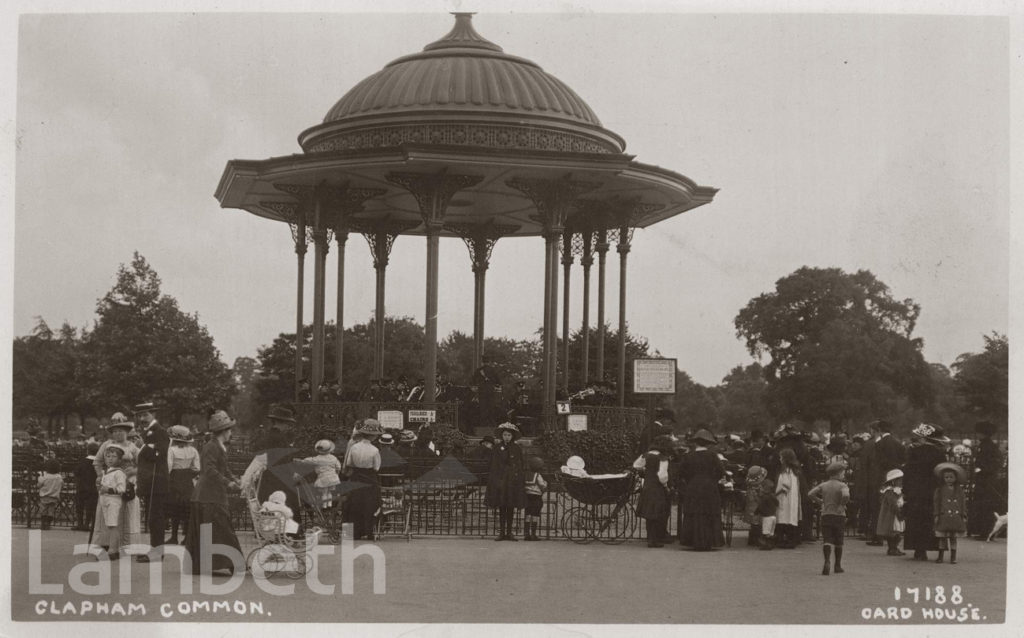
[301,440,342,509]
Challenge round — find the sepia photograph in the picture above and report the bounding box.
[3,1,1018,635]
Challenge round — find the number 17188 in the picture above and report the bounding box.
[894,586,963,605]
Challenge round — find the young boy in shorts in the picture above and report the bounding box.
[808,461,850,575]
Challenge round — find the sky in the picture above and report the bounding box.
[7,5,1015,388]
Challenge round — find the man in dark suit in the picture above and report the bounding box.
[135,401,170,561]
[873,420,906,476]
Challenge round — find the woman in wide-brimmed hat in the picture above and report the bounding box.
[902,423,949,560]
[676,428,725,551]
[90,413,142,558]
[185,410,243,575]
[486,422,526,540]
[166,425,200,544]
[340,419,384,541]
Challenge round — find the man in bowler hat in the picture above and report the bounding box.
[135,401,170,561]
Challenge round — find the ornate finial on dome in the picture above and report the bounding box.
[423,12,503,52]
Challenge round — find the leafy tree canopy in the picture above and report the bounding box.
[80,252,234,421]
[952,332,1008,426]
[734,267,932,428]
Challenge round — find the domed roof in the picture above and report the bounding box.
[299,14,625,155]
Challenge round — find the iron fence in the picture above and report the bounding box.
[12,446,1003,545]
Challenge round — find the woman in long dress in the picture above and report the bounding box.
[339,419,383,540]
[91,413,142,557]
[903,423,949,560]
[678,428,725,551]
[184,410,243,575]
[635,435,674,548]
[774,447,802,549]
[166,425,200,545]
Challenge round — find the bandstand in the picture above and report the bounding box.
[214,13,717,432]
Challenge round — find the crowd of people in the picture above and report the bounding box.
[630,412,1007,574]
[18,399,1007,579]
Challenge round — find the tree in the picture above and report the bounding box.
[230,356,261,430]
[12,318,82,434]
[439,330,542,392]
[79,252,234,421]
[952,333,1008,426]
[734,267,932,430]
[671,370,719,432]
[714,362,773,434]
[255,316,428,405]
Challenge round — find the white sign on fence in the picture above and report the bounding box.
[632,358,677,394]
[376,410,404,430]
[408,409,436,423]
[556,401,571,415]
[567,414,588,432]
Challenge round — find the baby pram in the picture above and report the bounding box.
[559,471,640,545]
[245,481,321,578]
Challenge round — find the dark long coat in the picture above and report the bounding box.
[191,439,236,506]
[903,442,946,551]
[185,439,241,573]
[137,420,171,495]
[485,441,525,509]
[872,434,906,483]
[678,449,725,549]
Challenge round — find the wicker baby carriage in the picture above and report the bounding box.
[245,487,322,579]
[559,471,640,545]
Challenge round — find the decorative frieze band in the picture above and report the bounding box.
[305,122,616,155]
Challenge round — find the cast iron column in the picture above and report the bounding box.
[595,229,609,384]
[334,228,347,391]
[607,199,661,407]
[546,231,559,404]
[616,227,630,407]
[506,175,600,420]
[373,231,387,378]
[580,232,593,385]
[322,184,384,396]
[561,231,573,394]
[447,222,519,370]
[310,194,332,402]
[387,170,483,403]
[292,215,308,402]
[353,219,418,381]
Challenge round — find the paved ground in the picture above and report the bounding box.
[10,527,1006,625]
